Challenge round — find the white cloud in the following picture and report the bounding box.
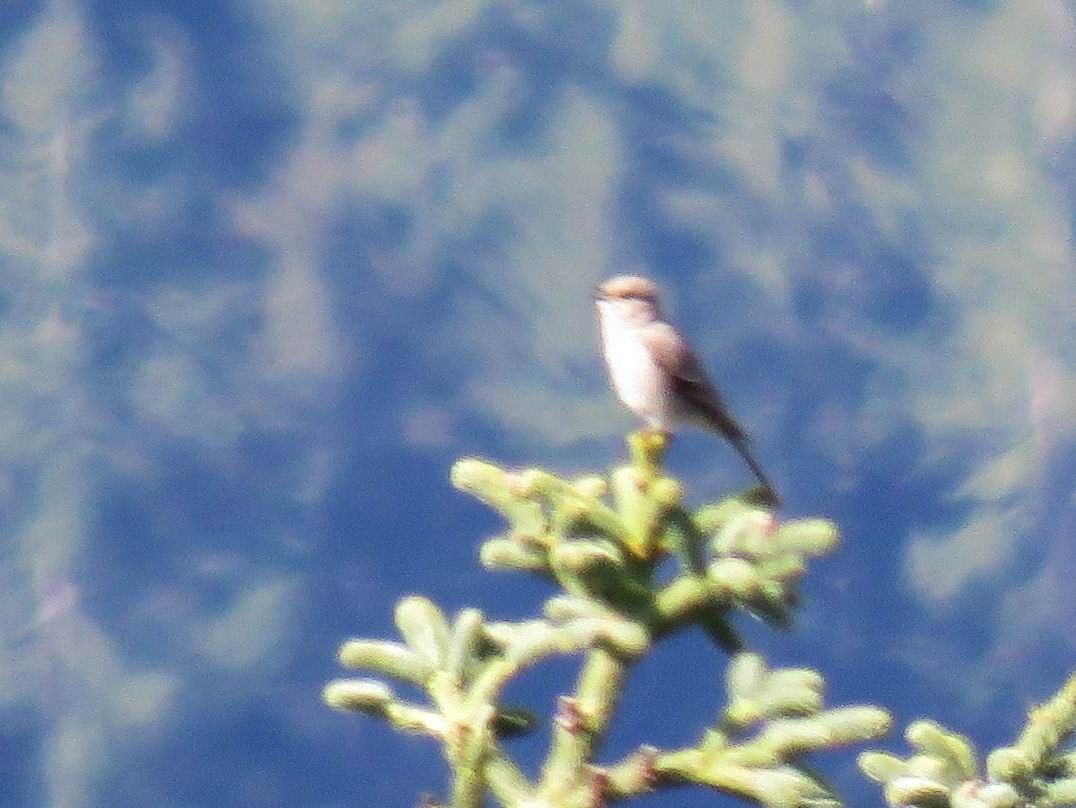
[874,7,1076,608]
[44,716,104,808]
[11,454,181,807]
[0,2,336,802]
[200,574,300,671]
[906,503,1026,602]
[123,20,190,142]
[396,0,491,72]
[227,79,371,386]
[227,20,624,446]
[1,1,95,133]
[0,0,97,277]
[443,86,625,445]
[130,352,245,446]
[991,548,1076,666]
[260,254,344,378]
[246,0,495,79]
[609,0,658,83]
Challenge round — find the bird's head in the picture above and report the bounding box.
[595,275,663,324]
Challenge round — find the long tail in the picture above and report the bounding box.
[728,435,780,507]
[705,406,780,507]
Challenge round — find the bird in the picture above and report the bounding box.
[595,274,779,504]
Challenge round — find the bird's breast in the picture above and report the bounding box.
[599,313,668,422]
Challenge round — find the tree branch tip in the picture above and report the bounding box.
[323,678,393,714]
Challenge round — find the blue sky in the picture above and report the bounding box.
[1,1,1074,806]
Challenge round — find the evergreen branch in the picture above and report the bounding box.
[324,430,1071,807]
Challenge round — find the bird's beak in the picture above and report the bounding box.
[594,285,609,301]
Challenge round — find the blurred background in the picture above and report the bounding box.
[1,0,1074,805]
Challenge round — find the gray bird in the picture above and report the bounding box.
[595,275,778,504]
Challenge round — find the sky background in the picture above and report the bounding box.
[1,0,1074,806]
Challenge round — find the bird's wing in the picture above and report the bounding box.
[641,321,709,380]
[642,322,779,505]
[641,321,746,444]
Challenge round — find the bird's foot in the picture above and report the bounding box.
[628,428,671,476]
[743,482,781,510]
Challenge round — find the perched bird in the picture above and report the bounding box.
[595,275,778,503]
